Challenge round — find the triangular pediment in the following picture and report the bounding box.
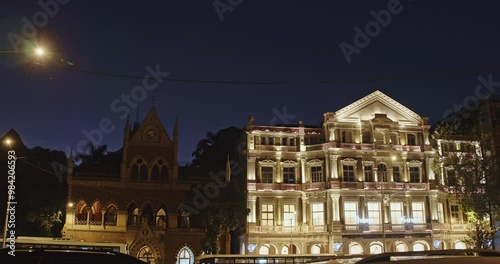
[334,90,423,125]
[130,107,172,145]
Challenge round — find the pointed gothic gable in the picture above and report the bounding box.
[333,90,423,125]
[130,107,172,145]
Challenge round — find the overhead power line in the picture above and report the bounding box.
[45,64,500,85]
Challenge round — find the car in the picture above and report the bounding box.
[0,247,145,264]
[353,249,500,264]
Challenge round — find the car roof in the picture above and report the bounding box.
[354,249,500,264]
[0,248,144,264]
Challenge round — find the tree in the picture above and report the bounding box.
[433,109,500,248]
[76,141,108,166]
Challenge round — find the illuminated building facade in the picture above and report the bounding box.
[62,106,204,264]
[242,91,469,255]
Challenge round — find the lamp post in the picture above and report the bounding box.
[68,203,74,240]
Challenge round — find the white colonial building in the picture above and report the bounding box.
[241,91,469,255]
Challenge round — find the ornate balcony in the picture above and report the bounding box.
[249,225,327,233]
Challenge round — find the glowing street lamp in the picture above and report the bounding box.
[35,47,45,56]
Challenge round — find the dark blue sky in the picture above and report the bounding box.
[1,1,500,163]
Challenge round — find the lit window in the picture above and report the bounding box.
[378,164,388,182]
[344,202,358,225]
[261,204,274,226]
[137,246,155,263]
[437,203,444,223]
[311,166,323,183]
[411,202,425,224]
[283,167,295,184]
[367,202,381,225]
[177,247,194,264]
[451,205,461,224]
[364,166,373,182]
[390,202,404,224]
[393,167,401,182]
[343,165,355,182]
[409,167,420,183]
[261,167,273,183]
[312,203,324,226]
[283,204,296,227]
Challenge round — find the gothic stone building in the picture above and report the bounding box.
[62,106,204,264]
[242,90,469,255]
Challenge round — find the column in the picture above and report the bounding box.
[301,158,306,183]
[86,208,91,227]
[101,209,106,227]
[426,156,435,180]
[373,168,379,182]
[276,157,282,183]
[325,152,330,180]
[429,193,438,222]
[388,168,394,182]
[277,198,283,226]
[248,196,257,223]
[247,157,256,181]
[301,193,307,224]
[402,155,408,182]
[330,194,340,222]
[330,155,339,179]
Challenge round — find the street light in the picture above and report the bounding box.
[68,203,75,240]
[35,47,44,56]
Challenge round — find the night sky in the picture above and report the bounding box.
[1,1,500,163]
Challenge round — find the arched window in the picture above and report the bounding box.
[281,244,299,255]
[311,244,321,254]
[142,204,154,225]
[90,201,102,225]
[395,243,408,252]
[130,158,148,181]
[104,206,117,226]
[455,241,466,249]
[156,209,168,228]
[160,165,168,181]
[370,244,383,254]
[127,204,139,226]
[259,244,269,255]
[152,165,160,181]
[152,159,169,182]
[350,243,363,255]
[377,164,388,182]
[75,201,88,225]
[137,246,155,263]
[130,164,139,180]
[177,247,194,264]
[413,242,425,251]
[139,164,148,181]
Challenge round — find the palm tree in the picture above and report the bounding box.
[76,142,108,166]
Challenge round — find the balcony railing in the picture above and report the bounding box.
[249,225,327,233]
[343,223,431,232]
[254,145,297,152]
[251,181,429,191]
[302,182,327,191]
